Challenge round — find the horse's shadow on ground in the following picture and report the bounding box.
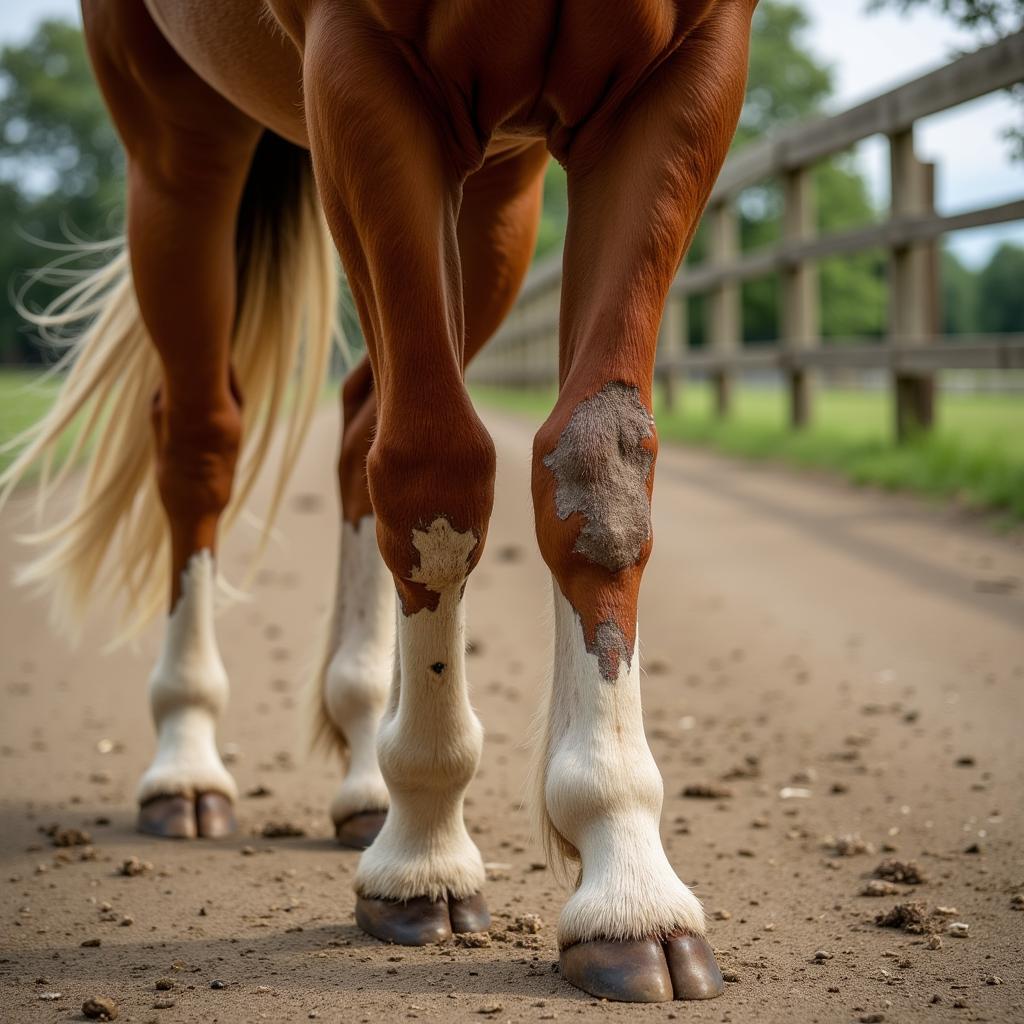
[5,924,569,1001]
[1,800,574,1001]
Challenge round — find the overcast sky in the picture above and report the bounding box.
[2,0,1021,266]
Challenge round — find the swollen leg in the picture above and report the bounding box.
[533,4,754,999]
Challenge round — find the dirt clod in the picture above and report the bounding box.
[875,902,931,934]
[82,996,118,1020]
[682,783,734,799]
[873,858,927,885]
[862,880,900,897]
[823,833,873,856]
[118,856,152,876]
[47,826,91,847]
[261,821,306,838]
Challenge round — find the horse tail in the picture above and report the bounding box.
[0,131,341,643]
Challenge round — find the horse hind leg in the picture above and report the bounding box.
[84,3,262,838]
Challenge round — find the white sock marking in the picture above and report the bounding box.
[323,516,395,823]
[354,517,485,902]
[137,550,236,804]
[543,582,705,947]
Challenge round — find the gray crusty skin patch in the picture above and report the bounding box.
[543,381,655,573]
[591,619,632,682]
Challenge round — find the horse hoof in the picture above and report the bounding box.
[137,795,197,839]
[335,811,387,850]
[355,894,452,945]
[560,939,673,1002]
[448,891,491,933]
[137,793,236,839]
[664,933,725,999]
[196,792,236,838]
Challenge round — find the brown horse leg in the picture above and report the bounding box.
[305,10,496,939]
[324,142,548,850]
[83,2,261,838]
[532,4,754,1001]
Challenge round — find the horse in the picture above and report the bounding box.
[1,0,757,1003]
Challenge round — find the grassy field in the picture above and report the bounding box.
[3,368,1021,521]
[0,368,67,477]
[473,381,1024,521]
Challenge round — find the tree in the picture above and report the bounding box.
[940,249,979,334]
[976,243,1024,332]
[0,20,124,362]
[868,0,1024,159]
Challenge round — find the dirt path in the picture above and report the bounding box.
[2,406,1022,1023]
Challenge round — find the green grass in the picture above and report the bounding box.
[473,381,1024,521]
[0,367,68,477]
[5,367,1021,521]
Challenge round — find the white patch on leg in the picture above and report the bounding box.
[323,516,395,823]
[542,582,705,948]
[137,550,236,804]
[354,517,485,902]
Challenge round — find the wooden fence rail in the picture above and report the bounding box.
[468,31,1024,442]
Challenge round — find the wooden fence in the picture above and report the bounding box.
[467,31,1024,441]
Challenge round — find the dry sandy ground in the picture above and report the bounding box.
[2,405,1023,1024]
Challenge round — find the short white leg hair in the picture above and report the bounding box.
[540,583,705,949]
[354,518,485,902]
[319,515,394,823]
[137,550,236,804]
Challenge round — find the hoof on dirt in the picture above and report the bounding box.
[448,891,491,933]
[664,933,725,1000]
[355,891,490,945]
[137,793,236,839]
[195,792,236,838]
[560,934,724,1003]
[356,894,452,945]
[335,810,387,850]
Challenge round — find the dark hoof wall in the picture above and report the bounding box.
[561,939,672,1002]
[196,792,236,838]
[335,811,387,850]
[137,793,236,839]
[560,935,725,1002]
[664,933,725,999]
[355,891,491,945]
[449,891,491,933]
[356,895,452,945]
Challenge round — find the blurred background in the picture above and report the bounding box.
[1,1,1022,518]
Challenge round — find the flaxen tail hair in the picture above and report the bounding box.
[0,131,341,644]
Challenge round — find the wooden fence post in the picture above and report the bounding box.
[781,166,819,428]
[659,292,686,413]
[707,200,740,417]
[889,128,939,441]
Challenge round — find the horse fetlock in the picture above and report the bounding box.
[137,705,237,805]
[377,705,483,798]
[355,802,485,902]
[140,550,234,804]
[558,830,706,948]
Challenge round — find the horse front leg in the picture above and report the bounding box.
[532,3,755,1002]
[318,141,548,850]
[305,9,493,942]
